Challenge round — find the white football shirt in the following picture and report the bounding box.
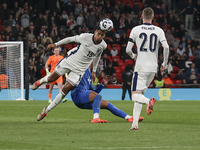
[56,33,107,73]
[129,23,167,73]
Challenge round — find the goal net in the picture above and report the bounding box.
[0,42,24,100]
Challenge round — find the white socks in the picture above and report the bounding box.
[93,113,99,119]
[46,92,66,113]
[125,115,132,119]
[131,93,149,128]
[40,74,50,84]
[132,93,150,104]
[131,102,142,128]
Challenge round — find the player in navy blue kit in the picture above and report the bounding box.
[71,64,144,123]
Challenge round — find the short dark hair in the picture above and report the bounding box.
[96,25,107,33]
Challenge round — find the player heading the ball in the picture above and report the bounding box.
[32,18,114,123]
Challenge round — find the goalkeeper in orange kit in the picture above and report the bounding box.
[45,47,67,103]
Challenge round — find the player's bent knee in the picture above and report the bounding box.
[100,100,109,109]
[62,88,70,95]
[48,77,53,83]
[94,94,102,101]
[95,94,101,99]
[48,72,60,83]
[48,76,56,83]
[132,93,140,102]
[62,82,75,95]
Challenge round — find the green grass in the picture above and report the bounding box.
[0,100,200,150]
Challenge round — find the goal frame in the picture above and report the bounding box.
[0,41,24,100]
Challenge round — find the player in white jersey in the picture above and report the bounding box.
[32,18,114,123]
[126,7,169,130]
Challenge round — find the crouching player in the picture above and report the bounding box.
[71,64,144,123]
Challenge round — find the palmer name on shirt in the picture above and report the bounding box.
[142,26,155,30]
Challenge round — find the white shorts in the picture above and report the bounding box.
[54,58,84,86]
[131,72,155,93]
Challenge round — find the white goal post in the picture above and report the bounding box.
[0,42,24,100]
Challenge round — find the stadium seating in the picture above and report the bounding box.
[120,64,127,72]
[175,80,182,88]
[116,74,122,83]
[171,66,179,74]
[173,48,177,52]
[107,44,112,50]
[0,19,2,31]
[198,73,200,79]
[114,66,121,71]
[138,2,143,9]
[117,59,124,66]
[155,15,167,19]
[107,56,112,63]
[107,84,122,88]
[115,68,122,77]
[125,59,135,66]
[115,67,122,75]
[149,78,155,87]
[66,44,73,50]
[189,55,194,61]
[170,73,176,80]
[112,56,120,61]
[107,14,111,19]
[82,0,87,5]
[117,30,126,36]
[1,0,196,89]
[127,29,131,37]
[107,37,112,42]
[112,44,121,54]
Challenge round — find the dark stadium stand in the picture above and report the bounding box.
[0,0,199,88]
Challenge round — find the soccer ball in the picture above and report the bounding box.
[99,18,113,32]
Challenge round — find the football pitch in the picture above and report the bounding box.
[0,100,200,150]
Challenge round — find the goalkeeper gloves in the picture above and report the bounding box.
[65,73,68,78]
[46,68,51,75]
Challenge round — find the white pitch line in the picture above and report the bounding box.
[82,146,196,149]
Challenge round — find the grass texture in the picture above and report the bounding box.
[0,100,199,150]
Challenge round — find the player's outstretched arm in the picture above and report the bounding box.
[47,44,56,50]
[54,36,78,47]
[102,75,112,85]
[47,35,80,50]
[94,75,111,93]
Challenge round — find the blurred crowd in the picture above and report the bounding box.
[0,0,200,88]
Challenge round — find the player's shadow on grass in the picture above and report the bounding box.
[34,119,89,124]
[34,119,131,124]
